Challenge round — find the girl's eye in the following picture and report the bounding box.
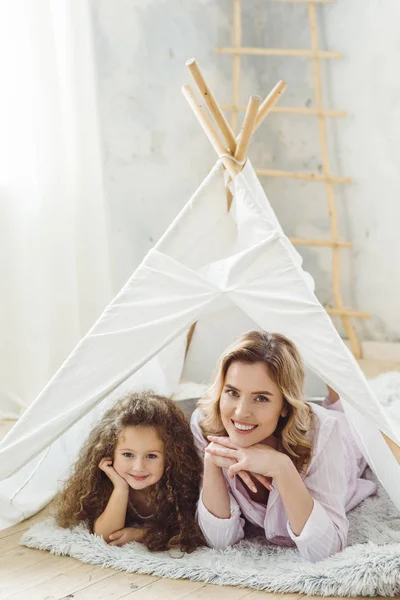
[123,452,133,458]
[255,395,269,403]
[147,454,158,460]
[226,389,238,397]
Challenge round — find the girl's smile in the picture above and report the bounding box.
[129,474,150,482]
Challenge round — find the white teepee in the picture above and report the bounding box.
[1,63,399,530]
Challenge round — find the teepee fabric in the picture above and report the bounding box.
[1,160,399,530]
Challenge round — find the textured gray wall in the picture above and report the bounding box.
[90,0,400,343]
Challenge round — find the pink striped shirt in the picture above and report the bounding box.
[190,400,377,562]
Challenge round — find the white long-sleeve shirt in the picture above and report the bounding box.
[190,400,376,562]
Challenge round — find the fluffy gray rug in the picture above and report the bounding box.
[21,373,400,597]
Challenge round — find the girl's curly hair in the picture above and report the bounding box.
[54,391,204,553]
[198,330,314,474]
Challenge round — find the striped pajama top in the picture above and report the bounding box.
[190,399,377,562]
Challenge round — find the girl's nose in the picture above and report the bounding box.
[134,457,145,471]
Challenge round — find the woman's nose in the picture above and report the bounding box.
[234,398,252,418]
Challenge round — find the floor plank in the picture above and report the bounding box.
[0,547,51,577]
[123,577,207,599]
[0,531,27,556]
[0,503,51,540]
[8,562,119,600]
[0,554,79,599]
[62,570,157,600]
[358,358,400,378]
[180,583,253,599]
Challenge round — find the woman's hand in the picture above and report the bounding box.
[205,441,273,492]
[98,457,128,491]
[206,436,287,481]
[108,527,147,546]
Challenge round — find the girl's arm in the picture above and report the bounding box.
[93,458,130,542]
[93,485,129,542]
[108,526,148,546]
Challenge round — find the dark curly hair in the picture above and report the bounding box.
[54,391,204,553]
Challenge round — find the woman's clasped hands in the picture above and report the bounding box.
[205,435,287,493]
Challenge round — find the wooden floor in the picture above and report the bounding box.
[0,507,315,600]
[1,359,399,600]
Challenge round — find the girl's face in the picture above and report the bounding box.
[113,426,165,490]
[219,361,288,448]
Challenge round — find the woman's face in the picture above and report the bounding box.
[219,361,288,448]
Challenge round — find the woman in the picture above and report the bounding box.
[191,330,376,562]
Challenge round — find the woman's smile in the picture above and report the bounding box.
[231,419,258,433]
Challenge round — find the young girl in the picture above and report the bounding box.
[55,391,204,552]
[191,330,377,562]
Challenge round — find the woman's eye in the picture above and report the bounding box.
[255,395,269,403]
[226,389,238,397]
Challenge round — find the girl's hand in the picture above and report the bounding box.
[108,527,147,546]
[206,436,287,481]
[205,442,273,493]
[98,457,128,490]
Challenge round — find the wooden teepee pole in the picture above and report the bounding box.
[235,95,261,163]
[186,59,237,154]
[224,95,261,210]
[254,81,287,132]
[182,84,239,179]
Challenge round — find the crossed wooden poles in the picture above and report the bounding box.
[182,58,286,184]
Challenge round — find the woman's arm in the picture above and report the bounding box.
[206,438,313,533]
[198,452,245,549]
[93,485,129,542]
[207,428,349,561]
[273,455,314,535]
[284,420,349,561]
[202,452,231,518]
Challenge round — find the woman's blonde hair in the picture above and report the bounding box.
[198,330,314,473]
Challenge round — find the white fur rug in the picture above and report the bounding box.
[21,373,400,597]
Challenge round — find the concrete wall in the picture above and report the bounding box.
[91,0,400,343]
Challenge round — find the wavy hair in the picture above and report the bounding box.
[54,391,204,552]
[198,330,314,473]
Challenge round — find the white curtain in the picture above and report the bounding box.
[0,1,113,418]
